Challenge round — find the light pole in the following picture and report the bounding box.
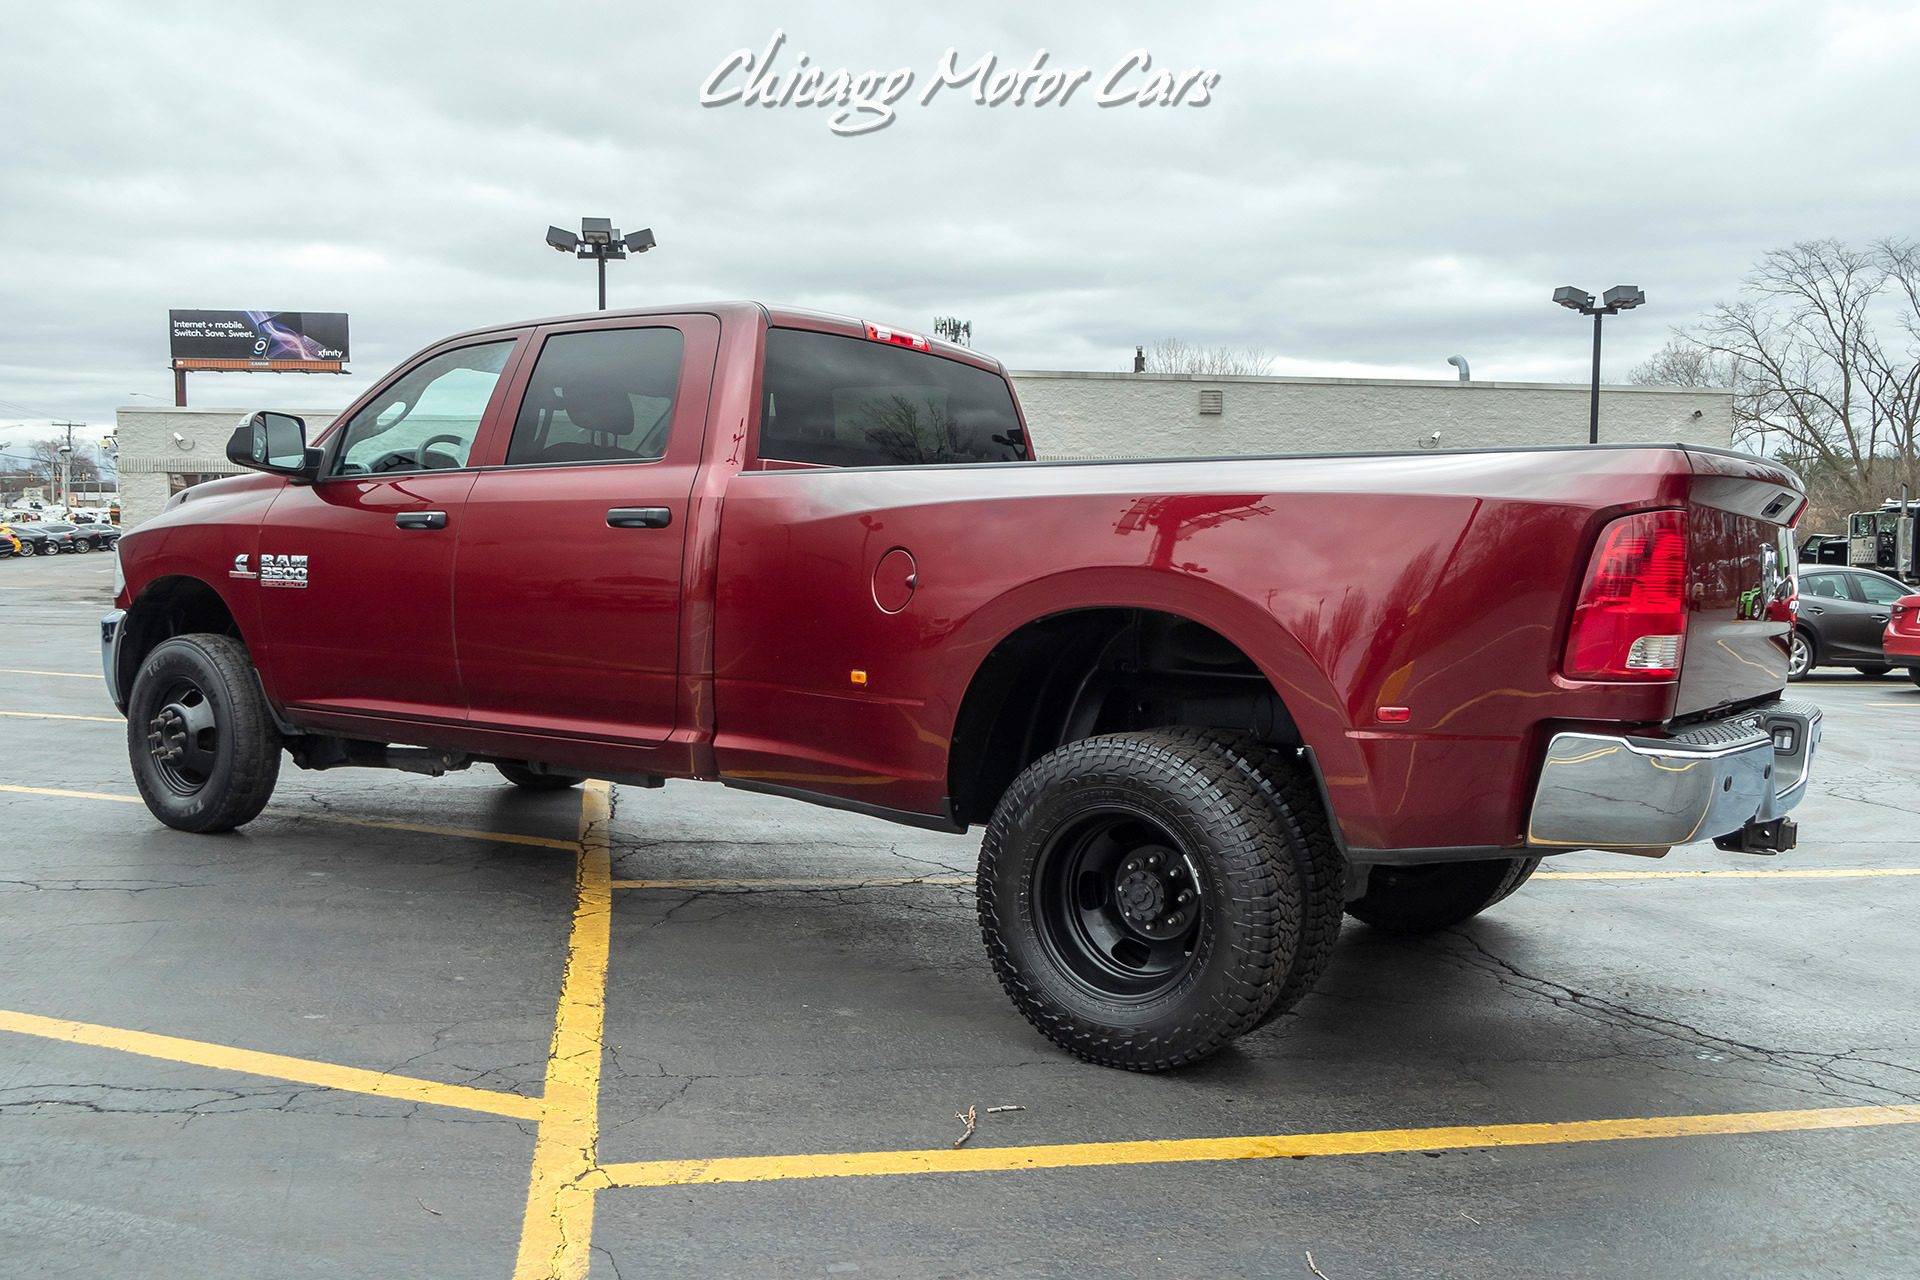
[1552,284,1646,443]
[545,218,657,310]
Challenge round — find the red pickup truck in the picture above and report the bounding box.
[103,302,1822,1071]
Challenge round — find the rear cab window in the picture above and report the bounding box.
[757,326,1029,467]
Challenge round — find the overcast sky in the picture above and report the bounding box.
[2,0,1917,438]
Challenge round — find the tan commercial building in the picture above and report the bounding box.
[1009,371,1732,459]
[112,376,1731,527]
[113,406,340,528]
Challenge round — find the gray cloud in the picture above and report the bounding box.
[2,0,1917,433]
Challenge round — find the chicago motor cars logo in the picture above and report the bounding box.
[701,30,1222,136]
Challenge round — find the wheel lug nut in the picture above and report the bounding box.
[1177,891,1191,904]
[1146,853,1161,867]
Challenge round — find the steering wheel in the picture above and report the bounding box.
[415,434,466,470]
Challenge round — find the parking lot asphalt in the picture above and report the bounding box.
[2,550,1917,1279]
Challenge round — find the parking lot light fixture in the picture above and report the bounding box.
[1552,283,1647,444]
[547,218,657,311]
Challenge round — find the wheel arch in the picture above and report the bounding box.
[115,575,251,710]
[944,580,1358,829]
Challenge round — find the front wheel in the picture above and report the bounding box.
[978,732,1301,1071]
[72,539,91,553]
[1858,664,1891,677]
[1345,857,1540,934]
[127,634,282,832]
[1787,629,1815,680]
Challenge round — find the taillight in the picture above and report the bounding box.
[1564,509,1689,682]
[865,322,930,351]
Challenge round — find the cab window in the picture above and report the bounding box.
[503,328,684,466]
[330,341,516,477]
[1854,573,1908,605]
[758,327,1029,467]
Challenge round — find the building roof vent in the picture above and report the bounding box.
[1198,389,1224,415]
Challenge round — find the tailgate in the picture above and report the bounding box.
[1674,451,1804,717]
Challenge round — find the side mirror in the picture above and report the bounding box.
[227,411,320,480]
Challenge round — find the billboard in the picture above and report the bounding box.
[169,310,350,371]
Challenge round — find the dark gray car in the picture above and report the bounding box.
[1791,566,1914,679]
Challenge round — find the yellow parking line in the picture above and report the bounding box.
[512,780,613,1280]
[0,1007,543,1121]
[0,782,141,803]
[0,667,103,679]
[285,813,580,852]
[1536,868,1920,880]
[0,710,122,723]
[589,1103,1920,1190]
[1865,702,1920,707]
[611,876,971,890]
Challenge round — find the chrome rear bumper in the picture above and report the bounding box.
[1526,700,1821,853]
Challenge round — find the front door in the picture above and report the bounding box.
[452,316,719,743]
[256,337,523,722]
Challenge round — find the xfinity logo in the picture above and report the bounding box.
[260,553,309,588]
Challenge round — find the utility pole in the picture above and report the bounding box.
[52,421,83,509]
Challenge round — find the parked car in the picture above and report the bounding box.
[33,521,118,553]
[101,301,1822,1071]
[1791,566,1915,678]
[1882,594,1920,686]
[2,524,55,556]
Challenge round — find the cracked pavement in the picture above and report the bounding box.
[4,554,1920,1277]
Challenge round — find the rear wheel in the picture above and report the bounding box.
[1346,857,1540,934]
[1135,729,1345,1028]
[1787,629,1815,680]
[72,539,91,553]
[1910,668,1920,688]
[978,732,1301,1071]
[494,761,586,790]
[127,634,281,833]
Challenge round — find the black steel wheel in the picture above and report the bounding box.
[127,634,281,832]
[1787,629,1814,680]
[1345,857,1540,934]
[495,761,586,790]
[978,732,1300,1071]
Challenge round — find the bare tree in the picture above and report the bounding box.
[1655,239,1920,515]
[1142,337,1275,377]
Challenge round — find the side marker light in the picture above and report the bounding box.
[1377,706,1411,723]
[851,670,868,685]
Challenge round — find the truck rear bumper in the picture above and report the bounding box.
[101,610,126,714]
[1526,700,1820,853]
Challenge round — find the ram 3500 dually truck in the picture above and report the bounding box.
[103,302,1821,1071]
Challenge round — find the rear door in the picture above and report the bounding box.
[1800,570,1879,662]
[1850,571,1907,658]
[451,315,719,743]
[257,336,524,721]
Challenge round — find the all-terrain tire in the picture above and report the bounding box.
[977,732,1301,1071]
[1134,729,1345,1028]
[126,634,281,833]
[1345,856,1541,934]
[494,761,586,790]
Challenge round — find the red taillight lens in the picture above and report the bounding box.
[1564,509,1689,682]
[865,322,930,351]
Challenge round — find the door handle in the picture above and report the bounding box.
[1873,614,1889,623]
[607,507,671,529]
[1805,605,1824,615]
[396,511,447,530]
